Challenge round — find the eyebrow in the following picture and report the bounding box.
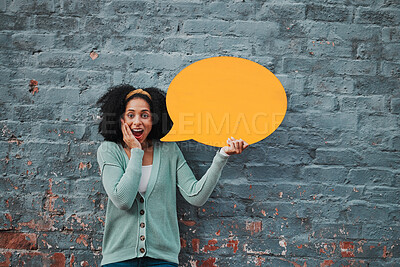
[127,108,150,112]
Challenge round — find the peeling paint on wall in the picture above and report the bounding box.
[1,0,399,266]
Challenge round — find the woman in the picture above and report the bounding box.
[96,85,248,266]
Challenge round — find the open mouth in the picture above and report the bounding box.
[131,129,144,139]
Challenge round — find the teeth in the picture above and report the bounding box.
[132,129,143,132]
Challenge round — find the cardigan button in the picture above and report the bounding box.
[140,210,145,215]
[140,197,144,203]
[140,235,145,241]
[140,248,145,253]
[140,223,145,228]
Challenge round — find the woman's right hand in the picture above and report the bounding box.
[121,119,142,150]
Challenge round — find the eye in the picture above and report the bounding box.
[142,113,150,118]
[127,113,134,118]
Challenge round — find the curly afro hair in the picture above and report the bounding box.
[97,84,173,144]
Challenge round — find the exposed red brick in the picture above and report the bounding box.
[330,243,337,255]
[29,79,38,87]
[179,219,196,226]
[382,245,387,258]
[17,214,56,231]
[29,80,39,95]
[31,87,39,95]
[50,253,66,267]
[227,240,239,253]
[254,256,265,266]
[280,258,307,267]
[8,135,23,146]
[97,217,105,226]
[78,162,92,170]
[0,252,12,266]
[382,245,392,258]
[79,162,85,170]
[320,260,334,266]
[90,51,98,60]
[45,195,60,212]
[16,251,67,266]
[340,242,353,249]
[203,239,219,253]
[180,238,186,248]
[245,221,262,235]
[261,209,266,216]
[197,257,217,267]
[340,241,355,258]
[0,232,37,249]
[47,178,54,195]
[69,253,75,267]
[192,239,200,253]
[76,234,89,247]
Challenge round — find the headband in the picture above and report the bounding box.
[125,89,152,100]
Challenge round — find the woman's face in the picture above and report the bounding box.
[122,98,152,144]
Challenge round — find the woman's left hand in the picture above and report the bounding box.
[221,137,249,156]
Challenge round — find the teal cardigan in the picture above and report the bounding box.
[97,141,229,266]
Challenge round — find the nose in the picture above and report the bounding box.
[132,115,142,126]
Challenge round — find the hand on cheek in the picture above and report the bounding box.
[121,119,142,150]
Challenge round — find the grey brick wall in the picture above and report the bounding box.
[1,0,399,266]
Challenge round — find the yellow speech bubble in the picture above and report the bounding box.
[160,56,287,147]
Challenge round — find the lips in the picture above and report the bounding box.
[131,129,144,139]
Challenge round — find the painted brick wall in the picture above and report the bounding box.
[1,0,399,266]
